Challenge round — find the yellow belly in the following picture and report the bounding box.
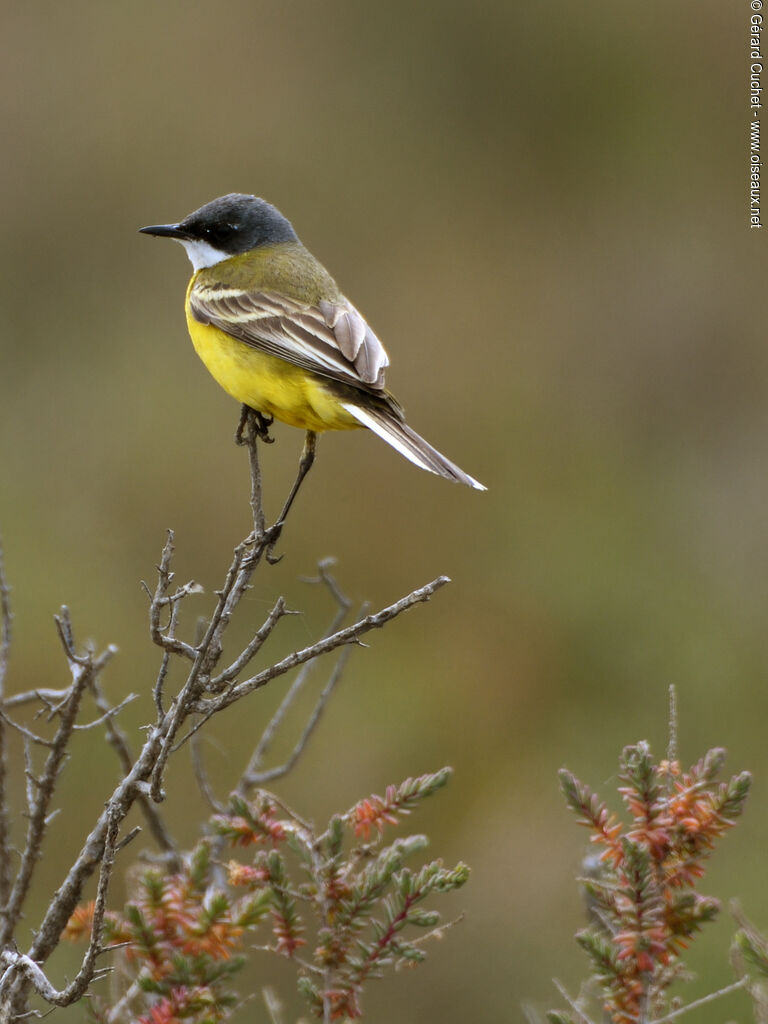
[185,310,360,433]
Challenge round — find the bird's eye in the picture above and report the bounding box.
[206,224,229,245]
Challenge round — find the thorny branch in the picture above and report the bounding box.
[0,411,451,1021]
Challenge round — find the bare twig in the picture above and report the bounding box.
[300,558,353,614]
[243,644,355,788]
[239,568,355,785]
[667,683,678,764]
[0,610,116,949]
[72,693,138,730]
[195,576,450,718]
[0,541,11,693]
[551,979,599,1024]
[15,720,167,979]
[0,540,12,908]
[103,978,144,1024]
[147,539,258,800]
[409,912,466,948]
[262,986,284,1024]
[650,977,748,1022]
[1,806,125,1009]
[0,712,54,748]
[21,736,35,820]
[209,596,291,691]
[87,676,181,870]
[174,579,446,760]
[0,950,111,1008]
[243,408,267,539]
[115,825,141,852]
[3,688,73,710]
[153,644,173,719]
[63,805,121,1000]
[147,531,199,662]
[190,730,224,814]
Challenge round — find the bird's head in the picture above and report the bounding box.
[140,193,298,270]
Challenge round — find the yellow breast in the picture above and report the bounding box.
[184,304,359,433]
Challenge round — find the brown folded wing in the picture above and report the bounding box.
[188,284,390,393]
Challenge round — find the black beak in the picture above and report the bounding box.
[139,222,189,239]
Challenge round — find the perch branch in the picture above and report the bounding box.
[87,675,181,870]
[195,576,450,718]
[0,423,453,1022]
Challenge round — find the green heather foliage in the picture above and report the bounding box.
[66,770,468,1022]
[549,741,751,1024]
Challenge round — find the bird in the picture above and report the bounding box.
[140,193,485,492]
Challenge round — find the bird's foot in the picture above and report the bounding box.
[264,522,285,565]
[235,405,275,446]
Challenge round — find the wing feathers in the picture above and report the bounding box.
[189,285,389,392]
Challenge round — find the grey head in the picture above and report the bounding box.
[140,193,299,269]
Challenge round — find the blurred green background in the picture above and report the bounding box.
[0,0,765,1020]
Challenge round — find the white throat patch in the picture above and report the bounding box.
[178,238,231,271]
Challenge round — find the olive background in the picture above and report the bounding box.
[0,2,765,1021]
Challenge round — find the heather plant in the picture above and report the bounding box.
[65,770,467,1023]
[548,730,751,1024]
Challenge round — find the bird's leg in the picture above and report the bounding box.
[234,404,275,446]
[278,430,317,524]
[266,431,317,563]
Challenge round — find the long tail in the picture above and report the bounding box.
[341,401,486,490]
